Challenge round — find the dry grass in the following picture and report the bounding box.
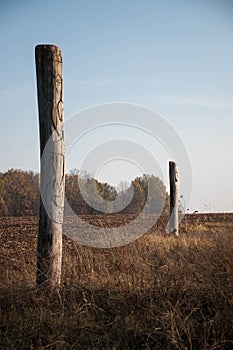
[0,214,233,349]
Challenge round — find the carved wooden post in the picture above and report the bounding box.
[35,44,65,287]
[169,161,179,236]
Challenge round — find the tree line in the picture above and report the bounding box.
[0,169,168,217]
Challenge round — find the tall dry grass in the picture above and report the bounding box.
[0,216,233,349]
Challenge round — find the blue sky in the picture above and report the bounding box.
[0,0,233,212]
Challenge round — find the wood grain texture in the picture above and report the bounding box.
[35,44,65,287]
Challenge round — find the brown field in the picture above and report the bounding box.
[0,214,233,349]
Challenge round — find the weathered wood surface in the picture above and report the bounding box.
[169,161,179,236]
[35,44,65,287]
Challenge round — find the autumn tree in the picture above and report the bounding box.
[1,169,39,216]
[0,177,7,216]
[65,170,117,215]
[118,174,167,215]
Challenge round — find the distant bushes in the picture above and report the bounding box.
[0,169,168,217]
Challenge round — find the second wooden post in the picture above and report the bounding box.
[169,161,179,236]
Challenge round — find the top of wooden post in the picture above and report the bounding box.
[169,161,176,166]
[35,44,62,62]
